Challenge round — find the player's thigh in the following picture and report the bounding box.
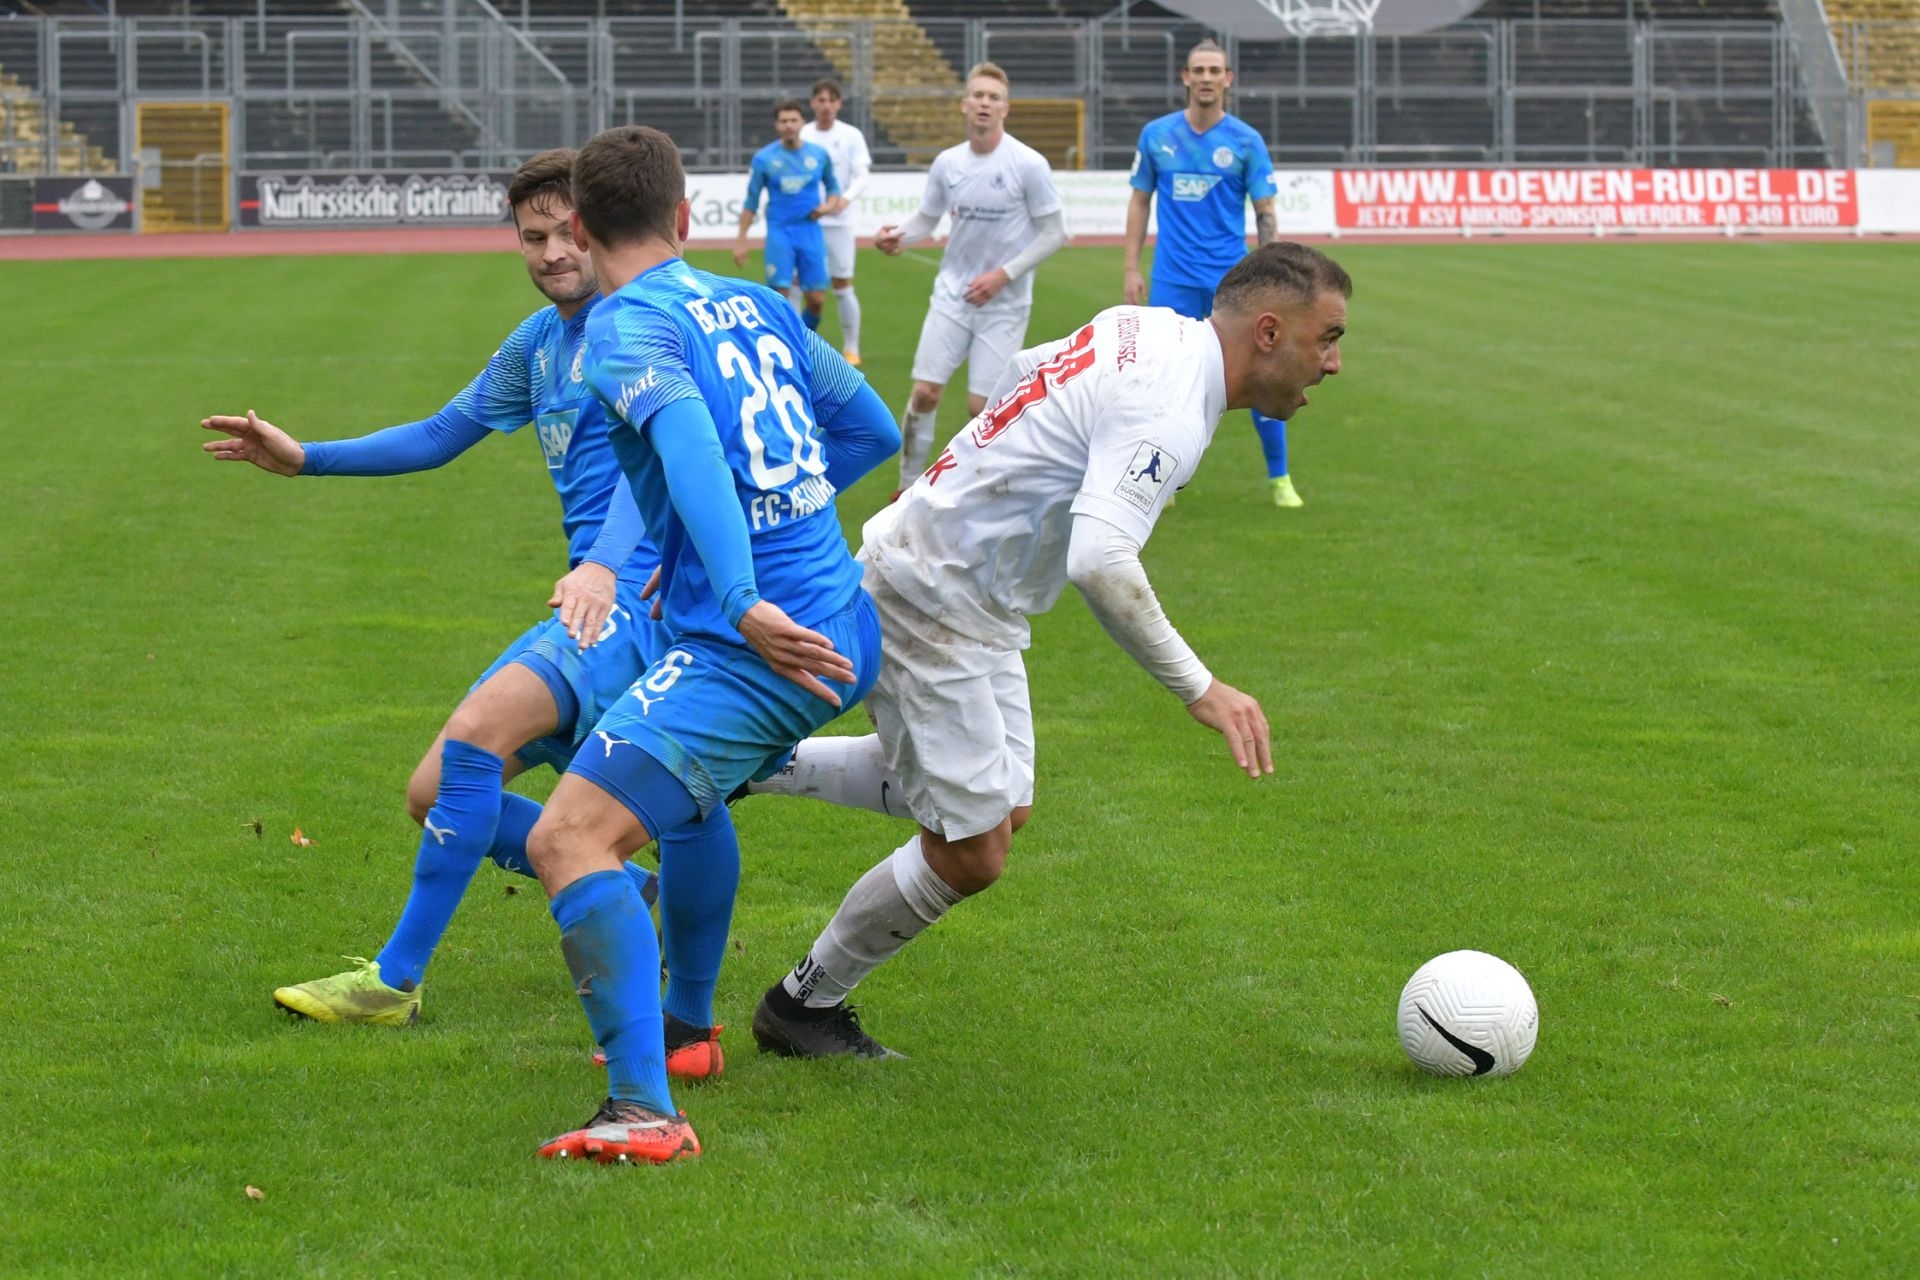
[963,308,1031,400]
[762,230,798,290]
[860,568,1025,841]
[1147,276,1213,320]
[822,226,856,281]
[793,225,830,292]
[910,306,973,388]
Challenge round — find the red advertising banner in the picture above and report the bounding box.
[1335,169,1858,232]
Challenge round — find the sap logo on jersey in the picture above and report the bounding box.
[684,294,768,336]
[535,409,577,470]
[1171,174,1220,202]
[779,175,812,194]
[615,369,658,419]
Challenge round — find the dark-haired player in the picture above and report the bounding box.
[751,243,1351,1059]
[733,98,840,333]
[200,151,721,1083]
[528,124,898,1164]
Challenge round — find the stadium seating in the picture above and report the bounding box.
[1825,0,1920,165]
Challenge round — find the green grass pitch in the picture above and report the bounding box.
[2,240,1917,1276]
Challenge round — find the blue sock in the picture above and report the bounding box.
[625,860,660,906]
[1253,411,1289,479]
[374,740,503,990]
[551,869,672,1115]
[488,791,542,877]
[802,307,822,331]
[657,806,742,1030]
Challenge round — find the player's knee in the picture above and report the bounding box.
[938,827,1010,896]
[910,383,942,414]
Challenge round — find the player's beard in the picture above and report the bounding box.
[536,265,598,306]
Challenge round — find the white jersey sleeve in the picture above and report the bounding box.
[1068,314,1215,547]
[1022,146,1063,221]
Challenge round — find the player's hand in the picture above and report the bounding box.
[1123,266,1146,305]
[640,564,663,621]
[549,561,618,650]
[731,242,750,268]
[874,225,904,255]
[200,409,305,476]
[822,195,849,217]
[1185,678,1273,780]
[738,600,856,708]
[964,268,1011,306]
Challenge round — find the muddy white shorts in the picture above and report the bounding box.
[860,556,1035,840]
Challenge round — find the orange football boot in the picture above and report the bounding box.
[538,1098,700,1165]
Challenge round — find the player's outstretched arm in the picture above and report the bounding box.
[1065,512,1272,780]
[200,410,306,475]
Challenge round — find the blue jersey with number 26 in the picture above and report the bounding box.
[583,260,866,641]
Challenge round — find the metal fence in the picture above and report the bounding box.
[0,12,1913,176]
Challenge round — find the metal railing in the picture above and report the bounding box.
[0,13,1913,173]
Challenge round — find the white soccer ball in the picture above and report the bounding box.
[1397,950,1538,1077]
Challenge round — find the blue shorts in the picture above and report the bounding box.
[765,221,829,292]
[470,576,671,774]
[1148,275,1215,321]
[570,589,882,821]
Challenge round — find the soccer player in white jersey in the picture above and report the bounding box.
[875,61,1067,497]
[808,78,872,366]
[748,243,1351,1058]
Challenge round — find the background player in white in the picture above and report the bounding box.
[874,62,1068,497]
[749,243,1352,1058]
[808,77,872,366]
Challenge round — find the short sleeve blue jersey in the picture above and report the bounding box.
[745,141,840,229]
[448,295,656,584]
[582,260,868,640]
[1130,111,1279,289]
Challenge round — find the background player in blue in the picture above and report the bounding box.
[199,152,730,1078]
[733,98,840,333]
[1123,39,1303,509]
[530,124,899,1165]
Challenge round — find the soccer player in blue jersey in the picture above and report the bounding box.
[528,123,898,1165]
[733,98,840,333]
[198,151,730,1079]
[1124,39,1303,509]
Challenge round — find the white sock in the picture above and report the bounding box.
[748,734,903,817]
[899,406,937,490]
[786,286,803,311]
[782,834,963,1008]
[834,285,861,355]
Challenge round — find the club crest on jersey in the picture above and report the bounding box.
[1172,174,1220,202]
[804,155,818,170]
[1115,441,1179,513]
[1213,146,1235,168]
[570,344,584,383]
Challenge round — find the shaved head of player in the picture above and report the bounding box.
[1210,241,1347,421]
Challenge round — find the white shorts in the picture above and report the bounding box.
[821,224,856,280]
[910,304,1030,400]
[861,557,1035,840]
